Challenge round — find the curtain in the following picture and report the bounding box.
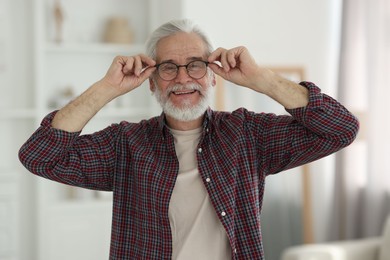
[331,0,390,240]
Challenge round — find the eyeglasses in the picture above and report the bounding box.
[155,60,209,81]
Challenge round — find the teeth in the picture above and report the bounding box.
[173,90,196,95]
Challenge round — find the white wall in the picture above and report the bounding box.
[181,0,341,92]
[178,0,343,248]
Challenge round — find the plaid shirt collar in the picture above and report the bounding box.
[157,107,213,136]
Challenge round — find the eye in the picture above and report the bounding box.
[188,61,204,70]
[160,63,177,72]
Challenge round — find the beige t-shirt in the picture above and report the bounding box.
[169,127,231,260]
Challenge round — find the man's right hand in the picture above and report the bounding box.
[51,54,156,132]
[100,54,156,99]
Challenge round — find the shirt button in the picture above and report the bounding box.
[198,147,202,153]
[234,249,237,254]
[221,211,226,217]
[206,177,211,183]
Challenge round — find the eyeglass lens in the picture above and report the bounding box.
[157,60,208,81]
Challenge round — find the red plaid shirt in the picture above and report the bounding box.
[19,82,359,259]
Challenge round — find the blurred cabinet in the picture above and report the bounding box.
[0,182,19,260]
[0,0,33,258]
[0,0,181,259]
[34,1,157,257]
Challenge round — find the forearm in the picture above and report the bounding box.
[254,69,309,109]
[207,47,309,109]
[52,80,117,132]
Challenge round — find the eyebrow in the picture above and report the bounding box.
[159,56,205,64]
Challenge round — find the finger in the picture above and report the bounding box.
[128,67,156,90]
[139,56,156,75]
[220,50,231,72]
[227,50,237,68]
[134,56,143,76]
[139,66,156,82]
[208,48,223,63]
[122,56,135,75]
[114,56,128,70]
[208,63,227,79]
[139,54,156,67]
[209,48,234,72]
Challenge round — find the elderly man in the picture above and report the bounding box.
[19,19,359,259]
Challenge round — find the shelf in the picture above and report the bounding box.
[45,42,145,55]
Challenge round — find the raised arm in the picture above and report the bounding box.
[208,46,309,109]
[52,54,156,132]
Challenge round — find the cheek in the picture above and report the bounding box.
[153,79,169,95]
[202,73,215,87]
[199,79,213,93]
[160,86,170,97]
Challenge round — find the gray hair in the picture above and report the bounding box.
[145,19,214,60]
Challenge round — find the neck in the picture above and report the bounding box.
[165,114,204,131]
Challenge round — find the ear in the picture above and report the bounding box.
[149,78,156,92]
[210,72,217,87]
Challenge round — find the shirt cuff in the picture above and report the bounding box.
[36,110,81,146]
[285,81,325,119]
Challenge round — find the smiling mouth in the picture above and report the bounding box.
[171,90,198,95]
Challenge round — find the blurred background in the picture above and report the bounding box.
[0,0,389,259]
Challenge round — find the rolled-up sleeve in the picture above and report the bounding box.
[254,81,359,175]
[287,81,359,146]
[19,111,118,191]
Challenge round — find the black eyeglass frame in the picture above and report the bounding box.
[154,60,210,81]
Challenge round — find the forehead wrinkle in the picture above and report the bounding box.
[155,32,208,63]
[160,56,205,64]
[158,47,205,63]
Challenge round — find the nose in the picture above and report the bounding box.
[175,66,192,84]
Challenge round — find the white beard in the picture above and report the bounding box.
[152,81,213,122]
